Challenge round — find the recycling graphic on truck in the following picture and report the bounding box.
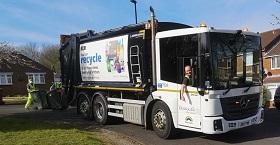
[80,35,130,82]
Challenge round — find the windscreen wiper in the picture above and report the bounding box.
[223,79,232,95]
[223,87,231,95]
[243,85,252,93]
[243,83,253,93]
[223,81,232,95]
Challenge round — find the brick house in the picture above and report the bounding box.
[261,28,280,101]
[0,52,54,97]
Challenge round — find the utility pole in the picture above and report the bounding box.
[130,0,137,24]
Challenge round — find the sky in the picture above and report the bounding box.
[0,0,279,47]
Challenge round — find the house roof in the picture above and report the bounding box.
[261,28,280,57]
[265,43,280,57]
[0,52,52,73]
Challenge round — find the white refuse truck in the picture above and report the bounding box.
[59,8,264,138]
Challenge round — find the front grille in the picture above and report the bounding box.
[220,93,260,121]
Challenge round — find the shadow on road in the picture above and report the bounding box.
[0,106,124,131]
[201,108,280,144]
[0,107,97,131]
[172,108,280,144]
[135,108,280,145]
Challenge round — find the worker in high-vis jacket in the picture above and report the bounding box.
[50,82,62,91]
[48,82,63,110]
[25,79,35,110]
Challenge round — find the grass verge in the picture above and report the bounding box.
[0,117,105,145]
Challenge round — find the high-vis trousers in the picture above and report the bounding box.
[25,93,32,109]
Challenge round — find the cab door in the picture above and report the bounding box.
[177,57,201,129]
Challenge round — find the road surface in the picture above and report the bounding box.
[0,105,279,145]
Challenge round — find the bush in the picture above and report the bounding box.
[262,86,271,107]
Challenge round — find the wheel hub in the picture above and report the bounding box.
[80,100,89,114]
[96,102,104,119]
[154,110,166,129]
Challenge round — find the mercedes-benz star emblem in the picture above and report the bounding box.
[240,97,249,109]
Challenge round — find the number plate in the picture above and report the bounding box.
[239,120,250,127]
[238,116,257,127]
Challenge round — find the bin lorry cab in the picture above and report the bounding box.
[59,9,264,138]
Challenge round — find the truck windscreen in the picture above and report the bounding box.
[209,32,261,90]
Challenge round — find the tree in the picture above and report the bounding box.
[39,44,60,73]
[18,42,40,62]
[0,41,34,68]
[271,0,280,26]
[0,42,16,62]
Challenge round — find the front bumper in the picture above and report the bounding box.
[202,108,264,134]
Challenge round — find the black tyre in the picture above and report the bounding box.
[93,94,108,125]
[151,101,175,139]
[275,101,280,110]
[77,94,91,119]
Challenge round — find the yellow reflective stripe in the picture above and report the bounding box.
[74,86,144,91]
[139,30,145,39]
[74,86,208,94]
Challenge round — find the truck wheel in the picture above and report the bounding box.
[78,94,91,119]
[151,101,175,139]
[93,94,108,125]
[275,102,280,110]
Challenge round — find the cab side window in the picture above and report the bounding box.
[160,37,177,83]
[160,34,198,84]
